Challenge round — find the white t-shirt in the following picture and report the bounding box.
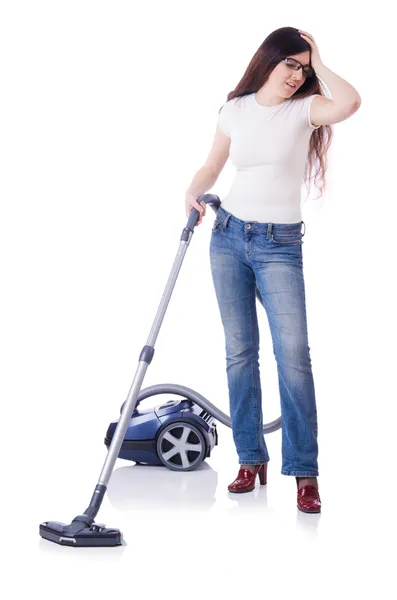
[217,92,321,223]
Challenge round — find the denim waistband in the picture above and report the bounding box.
[215,205,306,237]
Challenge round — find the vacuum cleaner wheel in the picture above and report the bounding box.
[156,421,206,471]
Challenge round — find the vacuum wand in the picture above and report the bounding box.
[39,193,221,547]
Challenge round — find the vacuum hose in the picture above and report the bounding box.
[134,383,281,435]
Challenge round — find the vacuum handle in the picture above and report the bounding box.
[186,193,221,230]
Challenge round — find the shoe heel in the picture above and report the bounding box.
[258,463,267,485]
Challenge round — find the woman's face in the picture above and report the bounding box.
[271,51,312,96]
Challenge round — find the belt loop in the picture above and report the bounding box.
[266,222,273,240]
[301,220,306,237]
[225,213,231,228]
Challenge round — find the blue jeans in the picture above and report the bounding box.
[209,206,319,477]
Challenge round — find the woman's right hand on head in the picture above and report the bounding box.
[185,192,206,226]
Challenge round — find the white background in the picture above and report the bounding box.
[1,0,396,597]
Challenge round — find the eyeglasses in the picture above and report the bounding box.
[283,57,314,78]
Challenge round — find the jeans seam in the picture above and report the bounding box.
[281,471,319,476]
[248,275,260,457]
[240,460,268,465]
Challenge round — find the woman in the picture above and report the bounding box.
[184,27,361,512]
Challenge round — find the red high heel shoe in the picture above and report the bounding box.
[296,478,321,513]
[228,463,267,493]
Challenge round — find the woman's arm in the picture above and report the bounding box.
[310,63,361,127]
[299,30,361,126]
[314,61,361,107]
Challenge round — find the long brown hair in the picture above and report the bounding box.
[220,26,333,201]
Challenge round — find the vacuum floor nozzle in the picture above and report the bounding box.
[39,515,122,547]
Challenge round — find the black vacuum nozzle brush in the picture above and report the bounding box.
[39,515,122,547]
[39,484,122,547]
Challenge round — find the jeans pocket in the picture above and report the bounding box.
[270,230,302,245]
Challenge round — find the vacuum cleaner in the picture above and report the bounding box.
[39,193,281,547]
